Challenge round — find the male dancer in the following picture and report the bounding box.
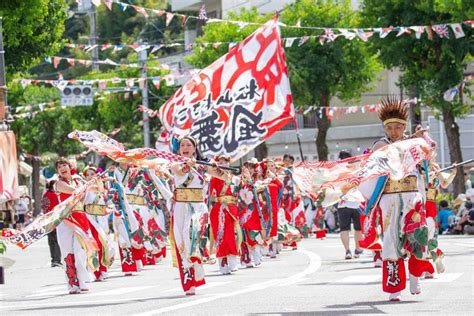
[361,97,434,301]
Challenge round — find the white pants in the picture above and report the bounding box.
[57,222,93,291]
[173,203,194,268]
[379,192,421,260]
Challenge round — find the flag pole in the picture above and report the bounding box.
[196,160,240,174]
[294,119,305,162]
[296,131,305,162]
[439,159,474,172]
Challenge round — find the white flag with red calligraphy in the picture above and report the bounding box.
[159,18,294,161]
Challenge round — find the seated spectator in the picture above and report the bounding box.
[453,194,467,217]
[456,201,474,234]
[437,200,454,234]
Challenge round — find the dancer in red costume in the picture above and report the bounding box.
[237,160,265,268]
[422,160,456,278]
[280,154,303,249]
[54,157,98,294]
[257,159,283,258]
[358,148,383,267]
[109,164,142,276]
[209,155,241,274]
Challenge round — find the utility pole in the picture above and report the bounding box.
[0,17,9,131]
[88,3,99,71]
[0,16,6,284]
[139,48,150,147]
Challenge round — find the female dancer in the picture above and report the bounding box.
[54,158,97,294]
[169,136,231,295]
[208,155,241,274]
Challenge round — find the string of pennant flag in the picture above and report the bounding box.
[88,0,205,26]
[12,70,197,90]
[64,42,185,53]
[64,41,241,54]
[50,56,168,71]
[295,98,418,121]
[14,89,143,119]
[443,74,474,102]
[85,0,472,43]
[16,96,417,121]
[64,19,471,55]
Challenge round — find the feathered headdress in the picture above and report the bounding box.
[378,96,408,126]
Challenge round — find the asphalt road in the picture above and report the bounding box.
[1,234,472,315]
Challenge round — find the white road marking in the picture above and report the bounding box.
[25,285,157,299]
[334,275,381,284]
[133,248,322,315]
[0,297,164,310]
[420,273,463,283]
[163,281,231,293]
[25,285,67,298]
[26,290,67,298]
[32,285,66,293]
[448,241,474,248]
[94,285,156,296]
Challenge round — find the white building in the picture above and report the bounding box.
[172,0,296,18]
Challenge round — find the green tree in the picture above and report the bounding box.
[361,0,473,195]
[186,8,270,67]
[0,0,67,74]
[6,0,182,213]
[186,1,380,160]
[281,0,380,160]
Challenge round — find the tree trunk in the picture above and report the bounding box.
[315,94,331,161]
[254,141,268,161]
[442,110,464,196]
[407,85,421,134]
[31,147,42,216]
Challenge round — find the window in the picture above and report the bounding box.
[208,10,217,19]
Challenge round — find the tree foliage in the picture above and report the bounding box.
[0,0,67,74]
[361,0,474,195]
[281,0,381,107]
[9,0,178,153]
[361,0,473,114]
[185,8,270,67]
